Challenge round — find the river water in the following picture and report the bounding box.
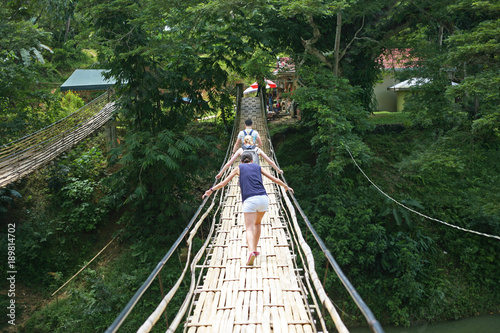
[349,314,500,333]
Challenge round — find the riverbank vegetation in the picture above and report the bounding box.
[1,0,498,331]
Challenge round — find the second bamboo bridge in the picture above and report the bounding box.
[0,92,117,188]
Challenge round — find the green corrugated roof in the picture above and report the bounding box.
[60,69,116,92]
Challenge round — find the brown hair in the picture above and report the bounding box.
[241,151,253,163]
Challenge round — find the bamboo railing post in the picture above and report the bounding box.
[322,260,329,319]
[158,274,169,327]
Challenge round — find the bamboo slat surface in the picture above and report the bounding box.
[184,97,316,333]
[0,94,116,188]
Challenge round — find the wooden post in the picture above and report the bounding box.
[236,83,243,100]
[104,120,118,150]
[236,83,244,120]
[334,11,342,76]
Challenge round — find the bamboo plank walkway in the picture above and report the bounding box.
[184,97,316,333]
[0,93,117,188]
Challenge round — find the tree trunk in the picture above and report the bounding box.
[334,11,342,76]
[438,25,444,46]
[64,16,71,43]
[301,15,333,69]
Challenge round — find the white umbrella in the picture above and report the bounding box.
[244,87,258,94]
[250,79,277,89]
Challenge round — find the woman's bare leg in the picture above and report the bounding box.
[244,211,266,253]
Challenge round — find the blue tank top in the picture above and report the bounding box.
[239,163,267,202]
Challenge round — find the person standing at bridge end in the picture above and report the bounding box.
[233,119,262,153]
[203,151,293,266]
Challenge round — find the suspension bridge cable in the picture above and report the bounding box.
[278,180,385,333]
[345,145,500,241]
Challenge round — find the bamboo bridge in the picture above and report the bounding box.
[0,91,117,188]
[1,86,384,332]
[105,87,384,333]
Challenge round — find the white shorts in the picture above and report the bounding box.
[242,195,269,213]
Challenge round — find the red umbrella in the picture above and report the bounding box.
[250,79,277,89]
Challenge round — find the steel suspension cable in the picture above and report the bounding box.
[278,174,384,333]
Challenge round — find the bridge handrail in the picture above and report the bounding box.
[284,185,384,333]
[105,87,242,333]
[104,196,215,333]
[263,121,384,333]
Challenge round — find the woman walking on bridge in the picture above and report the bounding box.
[203,151,293,266]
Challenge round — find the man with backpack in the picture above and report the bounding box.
[216,135,282,179]
[232,118,263,153]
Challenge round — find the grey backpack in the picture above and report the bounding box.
[242,144,260,165]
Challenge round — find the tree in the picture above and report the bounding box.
[446,17,500,140]
[390,0,500,141]
[291,63,373,175]
[0,7,58,143]
[84,0,228,229]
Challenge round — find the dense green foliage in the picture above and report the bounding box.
[291,64,373,174]
[1,0,499,331]
[0,135,112,287]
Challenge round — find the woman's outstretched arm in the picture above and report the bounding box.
[261,168,293,193]
[216,149,242,179]
[204,167,239,198]
[257,149,283,174]
[232,137,242,153]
